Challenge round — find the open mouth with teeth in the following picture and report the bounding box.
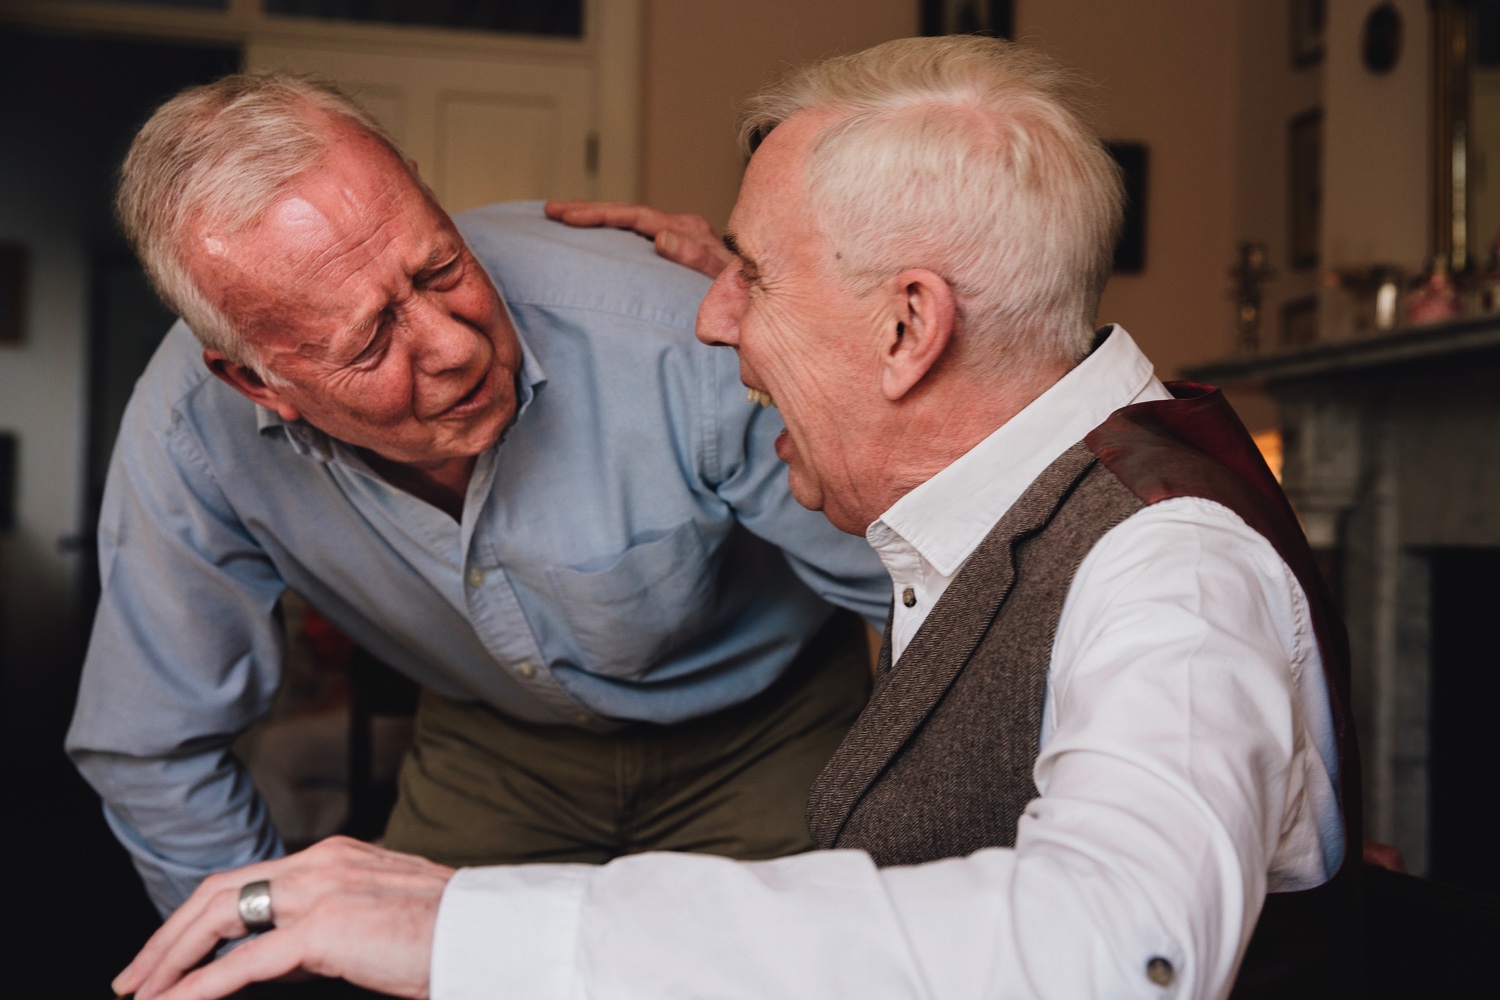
[746,387,776,408]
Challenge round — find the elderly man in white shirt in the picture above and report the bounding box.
[115,35,1355,1000]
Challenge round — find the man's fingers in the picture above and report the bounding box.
[132,886,250,999]
[154,930,305,1000]
[116,847,332,996]
[656,229,731,278]
[114,867,259,996]
[544,199,727,277]
[119,839,450,999]
[546,199,672,235]
[542,199,640,227]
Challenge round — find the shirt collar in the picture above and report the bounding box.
[255,321,548,464]
[867,325,1162,578]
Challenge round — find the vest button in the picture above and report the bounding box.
[901,587,916,608]
[1146,956,1174,986]
[517,661,537,679]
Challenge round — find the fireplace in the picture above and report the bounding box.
[1190,317,1500,894]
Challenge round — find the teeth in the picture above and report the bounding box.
[746,388,775,408]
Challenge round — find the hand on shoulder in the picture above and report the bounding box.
[545,200,732,278]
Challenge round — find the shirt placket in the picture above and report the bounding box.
[459,450,598,724]
[868,522,928,665]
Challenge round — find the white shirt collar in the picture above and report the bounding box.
[867,325,1167,578]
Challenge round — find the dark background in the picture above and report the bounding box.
[1,28,240,998]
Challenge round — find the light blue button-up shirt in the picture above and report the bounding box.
[66,202,889,912]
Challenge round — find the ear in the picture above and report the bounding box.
[203,349,303,423]
[879,269,957,401]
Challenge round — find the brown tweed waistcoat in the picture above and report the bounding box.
[805,440,1132,858]
[806,383,1359,998]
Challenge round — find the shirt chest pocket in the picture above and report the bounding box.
[544,520,717,680]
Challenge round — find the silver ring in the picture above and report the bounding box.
[238,879,275,933]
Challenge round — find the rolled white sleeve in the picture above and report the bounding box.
[430,498,1340,1000]
[433,864,589,1000]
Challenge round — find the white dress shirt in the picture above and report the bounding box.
[430,326,1343,1000]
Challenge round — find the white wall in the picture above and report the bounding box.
[1321,0,1430,340]
[1018,1,1249,407]
[641,0,919,230]
[1020,1,1433,425]
[1230,2,1324,335]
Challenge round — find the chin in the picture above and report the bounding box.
[467,396,515,451]
[786,468,824,514]
[790,474,867,536]
[449,420,503,460]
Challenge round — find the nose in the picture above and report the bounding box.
[408,296,481,376]
[695,269,744,348]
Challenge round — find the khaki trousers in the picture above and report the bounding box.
[381,611,871,866]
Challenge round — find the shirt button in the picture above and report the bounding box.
[1146,957,1174,987]
[517,661,537,679]
[466,568,485,588]
[901,587,917,608]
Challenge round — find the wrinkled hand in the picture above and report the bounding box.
[545,200,732,278]
[113,836,454,1000]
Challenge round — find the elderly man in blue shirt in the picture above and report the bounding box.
[67,73,888,916]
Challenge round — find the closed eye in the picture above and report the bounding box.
[347,315,392,368]
[416,256,463,290]
[721,232,760,286]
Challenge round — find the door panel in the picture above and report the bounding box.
[438,93,556,209]
[348,82,407,148]
[245,43,594,211]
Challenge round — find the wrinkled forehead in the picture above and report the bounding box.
[194,173,459,353]
[730,116,851,278]
[202,143,447,274]
[189,123,418,245]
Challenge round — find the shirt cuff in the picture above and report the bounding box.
[431,864,589,1000]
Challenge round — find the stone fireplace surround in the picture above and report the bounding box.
[1190,318,1500,891]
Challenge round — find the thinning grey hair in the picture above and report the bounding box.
[116,73,413,368]
[738,35,1124,381]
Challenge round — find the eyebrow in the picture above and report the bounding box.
[721,231,761,279]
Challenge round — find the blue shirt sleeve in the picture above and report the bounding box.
[66,375,287,914]
[703,344,891,632]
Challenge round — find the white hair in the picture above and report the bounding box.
[738,35,1123,380]
[116,73,415,370]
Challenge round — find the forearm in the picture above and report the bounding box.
[73,749,285,914]
[433,819,1246,1000]
[77,409,290,913]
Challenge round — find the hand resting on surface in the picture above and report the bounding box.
[114,836,453,1000]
